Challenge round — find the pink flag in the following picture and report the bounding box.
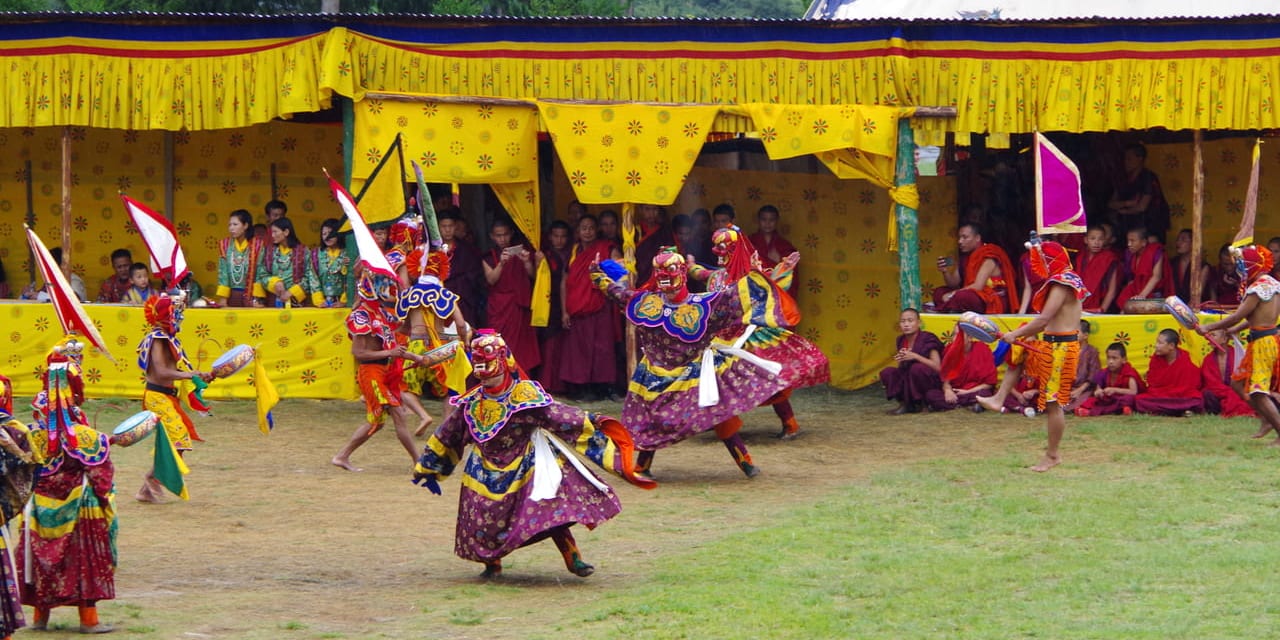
[26,226,114,362]
[120,194,189,288]
[325,171,398,281]
[1034,132,1087,234]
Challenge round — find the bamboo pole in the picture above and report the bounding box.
[1190,130,1205,307]
[24,159,35,285]
[60,127,72,272]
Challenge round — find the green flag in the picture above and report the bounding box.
[153,421,190,500]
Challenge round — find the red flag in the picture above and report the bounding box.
[326,170,398,281]
[120,194,189,288]
[25,226,115,362]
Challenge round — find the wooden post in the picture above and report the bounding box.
[164,132,175,222]
[621,203,638,376]
[24,159,35,284]
[1190,130,1205,307]
[60,127,72,272]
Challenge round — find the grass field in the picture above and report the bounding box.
[18,387,1280,638]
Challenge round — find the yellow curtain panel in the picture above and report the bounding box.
[4,304,357,401]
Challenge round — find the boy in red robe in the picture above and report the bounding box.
[482,219,541,373]
[1200,244,1280,443]
[1076,225,1119,313]
[1200,328,1255,418]
[1074,342,1144,416]
[748,205,798,270]
[560,215,622,401]
[1116,227,1172,311]
[932,222,1018,314]
[1134,329,1204,415]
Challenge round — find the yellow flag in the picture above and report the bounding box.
[253,358,279,435]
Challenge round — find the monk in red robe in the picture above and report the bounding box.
[1074,342,1144,416]
[1134,329,1204,415]
[1200,329,1255,418]
[1116,227,1172,312]
[748,205,798,270]
[932,223,1018,314]
[561,215,623,401]
[482,219,541,373]
[1076,226,1119,313]
[880,308,943,414]
[927,337,997,411]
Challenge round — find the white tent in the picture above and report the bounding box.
[805,0,1279,20]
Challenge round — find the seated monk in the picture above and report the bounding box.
[1116,227,1172,312]
[1134,329,1205,415]
[1076,225,1119,313]
[926,333,997,411]
[931,222,1018,314]
[1075,342,1143,416]
[1200,328,1255,418]
[879,308,943,415]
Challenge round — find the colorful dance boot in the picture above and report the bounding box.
[634,450,655,481]
[552,528,595,577]
[480,560,503,579]
[78,605,114,634]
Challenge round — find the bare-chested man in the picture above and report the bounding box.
[978,237,1086,471]
[1199,244,1280,444]
[137,292,213,502]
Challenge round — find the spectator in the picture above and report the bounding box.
[633,206,674,287]
[1211,244,1241,307]
[1065,320,1101,413]
[926,335,997,412]
[123,262,158,305]
[481,218,540,373]
[439,209,484,329]
[1107,143,1170,245]
[712,203,736,229]
[1074,342,1143,416]
[749,205,798,270]
[264,199,288,223]
[96,248,133,303]
[931,222,1018,314]
[688,208,715,266]
[216,209,262,307]
[0,256,10,298]
[1076,225,1119,313]
[314,218,349,307]
[1200,328,1255,418]
[1115,227,1171,312]
[1169,228,1210,303]
[879,308,942,415]
[1134,329,1204,415]
[597,209,621,245]
[1269,237,1280,279]
[256,217,322,307]
[23,248,87,302]
[537,220,573,394]
[560,215,622,402]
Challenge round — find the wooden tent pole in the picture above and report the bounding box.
[893,118,921,310]
[622,203,638,376]
[60,127,72,272]
[1190,130,1205,307]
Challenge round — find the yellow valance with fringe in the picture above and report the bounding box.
[0,33,330,131]
[320,26,1280,144]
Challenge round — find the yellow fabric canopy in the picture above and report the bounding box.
[537,102,720,205]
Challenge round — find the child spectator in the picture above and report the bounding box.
[1116,227,1171,312]
[123,263,158,305]
[1075,342,1143,416]
[879,308,943,415]
[1169,228,1211,303]
[1135,329,1204,415]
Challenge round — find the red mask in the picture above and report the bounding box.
[469,330,515,387]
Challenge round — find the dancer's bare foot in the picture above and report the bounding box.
[1029,453,1061,472]
[976,395,1004,413]
[330,456,363,472]
[134,483,162,504]
[413,415,434,437]
[1252,423,1274,439]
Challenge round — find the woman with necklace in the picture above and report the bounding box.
[315,218,350,307]
[216,209,263,307]
[256,217,323,307]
